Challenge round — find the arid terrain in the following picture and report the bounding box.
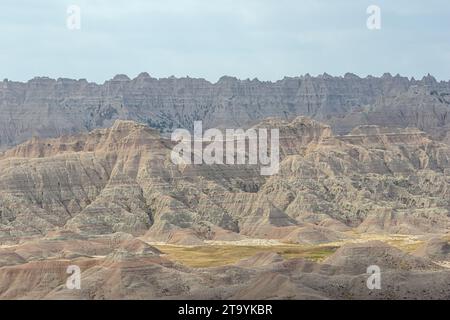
[2,0,450,303]
[1,73,450,150]
[0,93,449,299]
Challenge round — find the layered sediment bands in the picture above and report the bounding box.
[1,73,450,151]
[3,237,450,299]
[414,236,450,261]
[0,117,449,244]
[0,117,449,299]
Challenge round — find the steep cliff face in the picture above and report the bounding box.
[0,117,449,300]
[1,73,449,150]
[1,73,450,300]
[0,117,449,244]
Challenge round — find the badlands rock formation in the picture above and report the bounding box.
[0,117,449,299]
[1,234,450,299]
[414,236,450,261]
[0,117,449,244]
[0,73,449,150]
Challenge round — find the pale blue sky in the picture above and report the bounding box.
[1,0,449,83]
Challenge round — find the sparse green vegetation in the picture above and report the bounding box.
[153,244,339,268]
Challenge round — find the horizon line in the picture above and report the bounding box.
[1,72,447,86]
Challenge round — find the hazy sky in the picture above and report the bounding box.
[1,0,450,83]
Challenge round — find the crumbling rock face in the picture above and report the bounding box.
[323,241,440,273]
[414,236,450,261]
[0,116,449,245]
[0,116,449,299]
[1,237,449,299]
[1,73,450,151]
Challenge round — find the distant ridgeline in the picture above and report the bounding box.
[0,72,449,149]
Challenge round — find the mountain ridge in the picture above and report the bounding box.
[0,117,449,299]
[1,73,450,150]
[1,117,449,245]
